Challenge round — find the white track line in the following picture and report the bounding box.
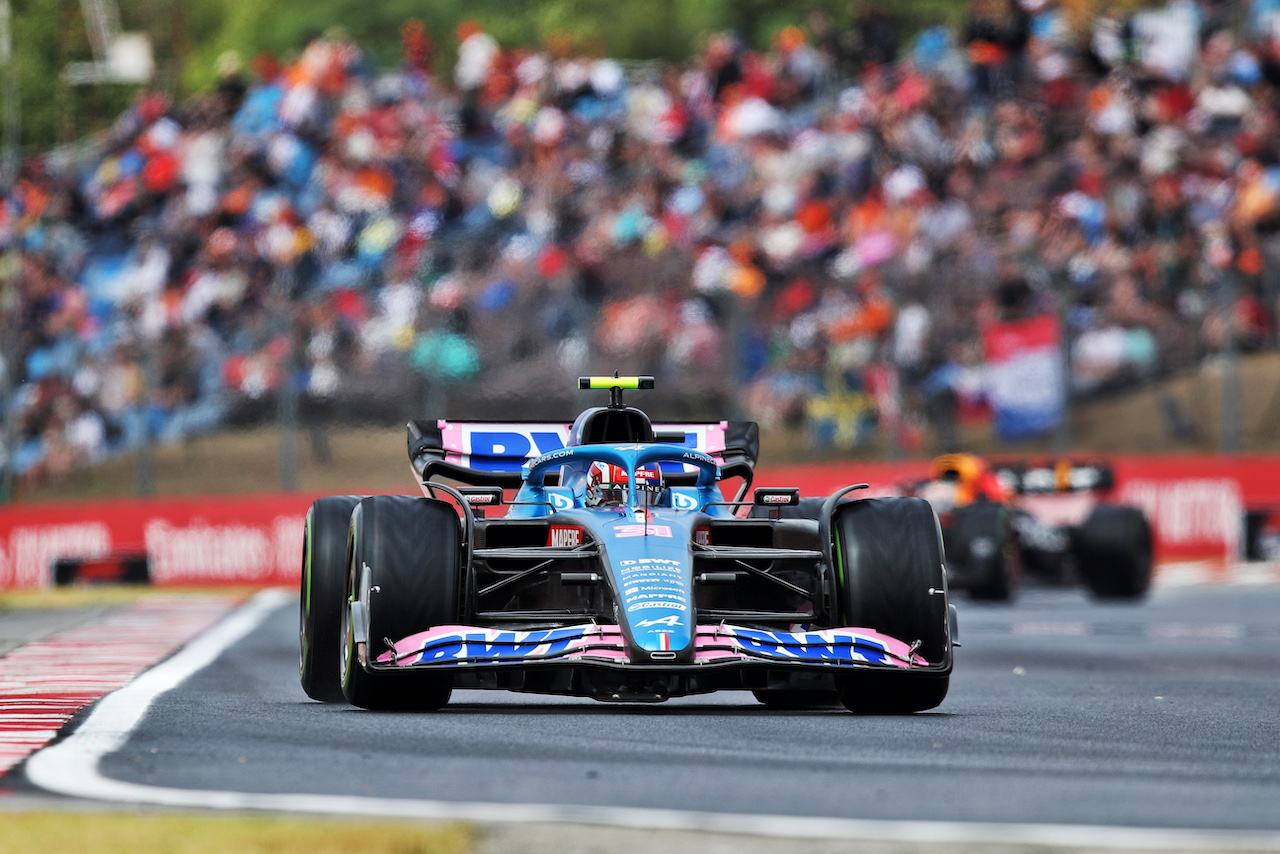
[0,595,239,775]
[23,589,1280,851]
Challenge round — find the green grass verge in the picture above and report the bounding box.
[0,812,472,854]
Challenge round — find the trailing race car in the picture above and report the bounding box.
[905,454,1153,602]
[300,376,955,714]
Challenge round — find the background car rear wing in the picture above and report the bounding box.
[408,419,760,488]
[993,460,1115,495]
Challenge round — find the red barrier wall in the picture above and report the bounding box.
[754,455,1280,562]
[1,455,1277,589]
[0,493,324,590]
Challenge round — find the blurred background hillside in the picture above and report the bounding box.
[3,0,1280,502]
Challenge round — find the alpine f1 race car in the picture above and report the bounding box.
[300,377,955,714]
[906,454,1154,602]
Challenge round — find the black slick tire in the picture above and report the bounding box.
[951,501,1019,602]
[342,495,460,710]
[1075,504,1153,600]
[299,495,362,702]
[831,496,951,714]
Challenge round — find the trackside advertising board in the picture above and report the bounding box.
[1,455,1278,589]
[0,494,317,591]
[752,455,1280,564]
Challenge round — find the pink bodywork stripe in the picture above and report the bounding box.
[377,623,930,668]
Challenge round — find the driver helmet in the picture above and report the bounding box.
[930,453,984,486]
[928,453,1006,505]
[586,462,629,507]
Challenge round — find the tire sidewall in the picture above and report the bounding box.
[341,495,461,709]
[831,496,952,713]
[299,495,362,703]
[951,500,1018,601]
[1076,503,1153,599]
[835,496,951,667]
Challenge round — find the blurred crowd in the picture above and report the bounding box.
[4,0,1280,486]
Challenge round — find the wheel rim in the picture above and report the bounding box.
[298,603,306,675]
[339,593,351,686]
[340,547,353,687]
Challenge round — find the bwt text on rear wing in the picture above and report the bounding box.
[407,420,760,488]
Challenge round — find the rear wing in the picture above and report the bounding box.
[993,460,1114,495]
[408,419,760,488]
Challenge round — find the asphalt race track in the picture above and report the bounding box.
[21,583,1280,845]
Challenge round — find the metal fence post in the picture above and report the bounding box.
[135,326,155,496]
[1220,269,1243,454]
[0,0,16,503]
[277,278,299,493]
[0,258,17,504]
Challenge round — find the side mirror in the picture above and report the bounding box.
[753,488,799,507]
[458,487,504,518]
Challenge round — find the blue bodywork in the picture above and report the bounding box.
[383,390,951,707]
[509,443,729,662]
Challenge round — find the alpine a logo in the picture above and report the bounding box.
[637,614,682,628]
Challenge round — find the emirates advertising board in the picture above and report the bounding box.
[0,455,1278,590]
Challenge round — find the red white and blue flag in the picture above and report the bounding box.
[983,315,1064,441]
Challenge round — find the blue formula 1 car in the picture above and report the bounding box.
[299,377,956,714]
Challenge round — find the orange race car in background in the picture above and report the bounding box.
[904,454,1153,602]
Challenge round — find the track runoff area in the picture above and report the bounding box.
[5,562,1277,853]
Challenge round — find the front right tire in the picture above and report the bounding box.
[341,495,461,710]
[299,495,362,703]
[830,496,952,714]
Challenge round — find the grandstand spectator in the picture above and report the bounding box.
[3,0,1280,487]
